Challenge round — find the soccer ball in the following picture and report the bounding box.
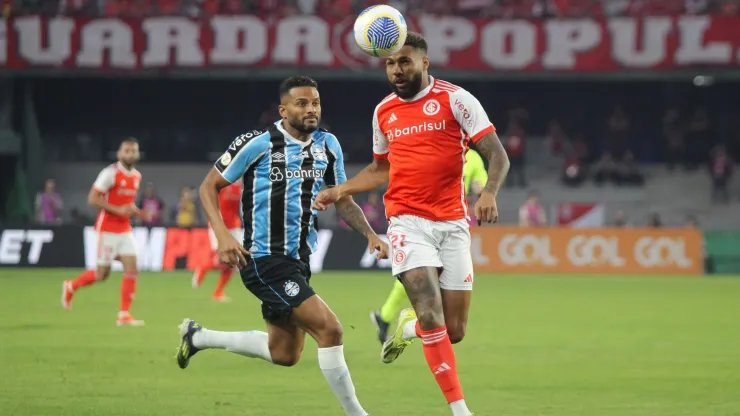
[353,5,408,58]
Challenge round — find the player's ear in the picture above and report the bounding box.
[422,56,430,71]
[278,104,287,119]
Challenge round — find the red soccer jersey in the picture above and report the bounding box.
[219,182,243,229]
[92,163,141,233]
[372,77,495,221]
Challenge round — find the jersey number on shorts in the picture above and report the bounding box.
[387,233,407,250]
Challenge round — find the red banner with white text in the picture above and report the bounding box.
[2,15,740,72]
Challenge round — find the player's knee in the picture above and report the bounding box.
[95,268,111,280]
[318,319,344,346]
[415,309,445,330]
[271,351,301,367]
[447,326,466,344]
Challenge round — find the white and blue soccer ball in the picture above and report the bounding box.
[353,5,408,58]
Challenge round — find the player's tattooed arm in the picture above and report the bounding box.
[337,158,390,198]
[474,131,510,195]
[335,196,374,237]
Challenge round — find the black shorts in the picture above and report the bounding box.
[240,254,315,322]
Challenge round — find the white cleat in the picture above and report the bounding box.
[116,313,145,326]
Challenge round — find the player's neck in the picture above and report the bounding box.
[420,74,431,91]
[280,120,312,142]
[118,161,134,171]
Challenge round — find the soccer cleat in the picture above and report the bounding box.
[370,310,390,344]
[116,313,145,327]
[61,280,74,310]
[176,318,203,369]
[381,308,416,364]
[212,294,231,303]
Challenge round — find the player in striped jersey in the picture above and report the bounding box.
[175,76,388,416]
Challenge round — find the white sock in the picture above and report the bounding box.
[450,399,472,416]
[317,345,368,416]
[192,329,272,362]
[402,318,419,340]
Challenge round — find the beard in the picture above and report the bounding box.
[390,72,423,99]
[288,117,320,135]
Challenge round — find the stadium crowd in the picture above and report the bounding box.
[3,0,740,17]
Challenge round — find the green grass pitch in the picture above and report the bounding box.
[1,269,739,415]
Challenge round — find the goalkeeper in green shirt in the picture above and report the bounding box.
[370,149,489,343]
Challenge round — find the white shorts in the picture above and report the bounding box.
[209,227,245,251]
[387,215,474,291]
[96,231,137,266]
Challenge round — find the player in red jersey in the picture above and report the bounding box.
[61,138,147,326]
[191,179,244,301]
[314,33,510,416]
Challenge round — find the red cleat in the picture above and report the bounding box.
[61,280,74,310]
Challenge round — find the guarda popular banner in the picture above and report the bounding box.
[1,15,740,72]
[0,226,702,275]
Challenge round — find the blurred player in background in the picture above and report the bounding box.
[191,179,244,301]
[370,147,489,343]
[176,76,388,416]
[61,138,146,326]
[314,33,510,416]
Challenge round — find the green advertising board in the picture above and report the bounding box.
[704,231,740,275]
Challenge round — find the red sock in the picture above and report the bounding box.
[213,265,233,296]
[71,270,98,290]
[120,272,137,313]
[418,323,464,404]
[193,268,207,286]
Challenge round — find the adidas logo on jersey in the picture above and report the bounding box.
[271,152,286,163]
[464,274,473,283]
[388,113,398,124]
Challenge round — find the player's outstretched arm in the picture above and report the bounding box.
[313,158,390,210]
[340,157,390,196]
[200,169,249,267]
[473,131,510,224]
[335,195,389,259]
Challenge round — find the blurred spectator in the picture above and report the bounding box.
[361,192,387,233]
[606,104,631,159]
[614,151,645,186]
[137,183,165,225]
[546,119,567,156]
[663,107,685,171]
[613,209,629,227]
[518,190,546,227]
[505,119,526,188]
[593,152,617,186]
[648,212,663,227]
[172,186,201,227]
[35,178,63,224]
[708,144,733,204]
[561,146,587,187]
[259,103,280,127]
[687,106,712,170]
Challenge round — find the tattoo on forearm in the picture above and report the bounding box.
[475,132,510,194]
[337,200,373,237]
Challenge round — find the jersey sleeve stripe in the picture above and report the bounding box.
[373,152,389,159]
[436,80,460,91]
[435,84,458,93]
[218,150,267,183]
[470,124,496,143]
